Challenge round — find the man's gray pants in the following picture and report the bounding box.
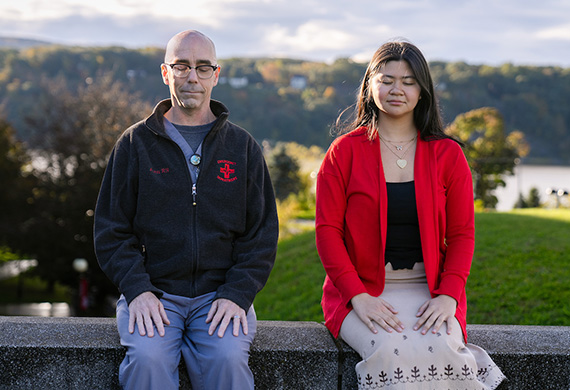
[116,291,256,390]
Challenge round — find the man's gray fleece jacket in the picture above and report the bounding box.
[94,99,279,311]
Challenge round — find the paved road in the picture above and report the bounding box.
[0,302,71,316]
[0,259,72,316]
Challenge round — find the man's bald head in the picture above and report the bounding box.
[164,30,217,64]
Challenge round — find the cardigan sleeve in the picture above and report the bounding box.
[432,144,475,302]
[315,144,368,306]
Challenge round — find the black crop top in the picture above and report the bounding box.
[385,181,423,270]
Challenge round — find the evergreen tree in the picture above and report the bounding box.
[527,187,541,208]
[267,145,302,201]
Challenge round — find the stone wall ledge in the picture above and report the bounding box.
[1,317,569,389]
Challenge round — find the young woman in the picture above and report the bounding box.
[315,41,506,389]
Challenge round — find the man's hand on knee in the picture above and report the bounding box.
[128,292,170,337]
[206,298,248,338]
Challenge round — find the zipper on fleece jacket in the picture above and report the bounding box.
[176,142,200,297]
[158,133,201,297]
[148,114,221,297]
[190,200,199,297]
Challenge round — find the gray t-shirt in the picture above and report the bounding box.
[172,121,215,153]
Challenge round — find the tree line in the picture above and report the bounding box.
[0,45,569,163]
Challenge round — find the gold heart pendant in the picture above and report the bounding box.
[396,159,407,169]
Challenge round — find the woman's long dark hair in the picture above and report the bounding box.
[334,40,454,143]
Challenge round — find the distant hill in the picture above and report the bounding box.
[0,37,55,49]
[0,45,568,164]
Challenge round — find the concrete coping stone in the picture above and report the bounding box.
[2,316,569,354]
[1,317,570,389]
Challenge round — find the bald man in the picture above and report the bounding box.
[94,30,278,390]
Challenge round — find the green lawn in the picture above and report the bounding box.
[254,230,325,322]
[255,208,570,326]
[467,208,570,325]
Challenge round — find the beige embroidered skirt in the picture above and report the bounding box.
[340,263,505,390]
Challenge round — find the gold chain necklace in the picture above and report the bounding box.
[378,134,417,169]
[379,134,416,151]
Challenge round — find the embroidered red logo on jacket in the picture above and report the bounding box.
[150,167,170,174]
[217,160,237,182]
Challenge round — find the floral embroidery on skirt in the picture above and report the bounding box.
[340,263,506,390]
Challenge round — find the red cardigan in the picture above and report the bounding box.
[315,127,475,340]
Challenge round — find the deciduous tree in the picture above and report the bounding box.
[446,107,529,209]
[20,75,151,311]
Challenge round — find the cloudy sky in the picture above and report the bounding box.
[1,0,569,66]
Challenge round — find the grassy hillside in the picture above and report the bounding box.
[254,209,570,326]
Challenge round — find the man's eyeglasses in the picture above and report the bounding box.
[164,63,219,79]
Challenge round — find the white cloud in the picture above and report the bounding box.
[537,24,570,41]
[264,22,357,53]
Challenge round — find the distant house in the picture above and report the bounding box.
[229,77,249,89]
[290,75,307,90]
[217,76,249,88]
